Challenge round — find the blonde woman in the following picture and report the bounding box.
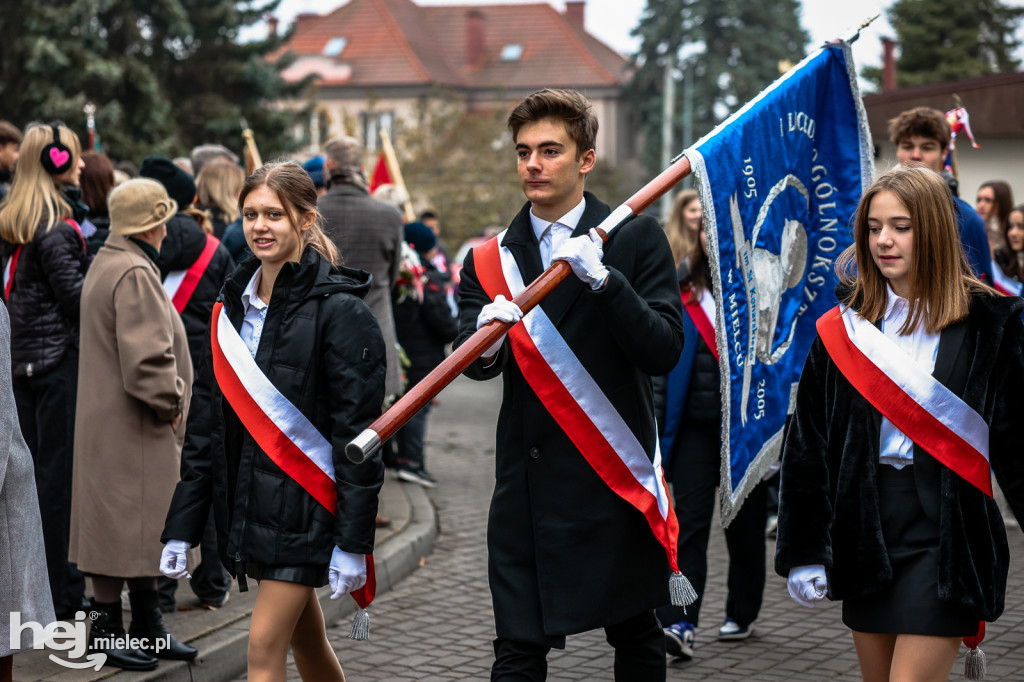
[197,160,245,239]
[0,122,89,621]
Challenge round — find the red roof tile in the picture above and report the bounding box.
[270,0,629,90]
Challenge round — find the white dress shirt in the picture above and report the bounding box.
[530,197,587,269]
[240,267,269,359]
[877,285,941,469]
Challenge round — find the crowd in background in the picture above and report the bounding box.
[0,119,459,675]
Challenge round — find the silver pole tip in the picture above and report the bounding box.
[346,429,382,463]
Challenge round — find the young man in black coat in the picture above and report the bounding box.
[455,89,684,680]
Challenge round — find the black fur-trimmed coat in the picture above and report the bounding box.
[775,291,1024,621]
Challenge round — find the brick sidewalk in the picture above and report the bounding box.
[323,375,1024,681]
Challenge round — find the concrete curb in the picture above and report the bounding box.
[122,484,437,682]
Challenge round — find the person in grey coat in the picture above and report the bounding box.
[317,136,403,400]
[0,299,54,677]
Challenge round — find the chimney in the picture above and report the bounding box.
[882,38,897,92]
[267,14,279,37]
[466,10,485,69]
[564,1,585,30]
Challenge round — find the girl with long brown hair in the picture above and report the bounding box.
[160,162,386,681]
[658,221,767,660]
[662,188,703,269]
[777,166,1024,681]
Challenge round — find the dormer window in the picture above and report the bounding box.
[323,37,347,57]
[500,44,523,61]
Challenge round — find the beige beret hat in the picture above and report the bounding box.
[108,178,178,235]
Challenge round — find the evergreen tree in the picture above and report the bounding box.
[0,1,306,163]
[627,0,807,175]
[864,0,1023,89]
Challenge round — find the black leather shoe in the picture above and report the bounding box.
[127,590,198,661]
[87,599,159,671]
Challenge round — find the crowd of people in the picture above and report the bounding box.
[0,120,459,679]
[0,92,1021,682]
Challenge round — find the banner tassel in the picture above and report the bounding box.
[349,608,370,640]
[964,645,986,680]
[669,571,698,609]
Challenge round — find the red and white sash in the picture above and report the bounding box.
[816,305,992,496]
[3,246,21,299]
[472,236,682,574]
[4,219,84,300]
[990,258,1022,297]
[683,287,719,362]
[164,234,220,314]
[209,302,375,609]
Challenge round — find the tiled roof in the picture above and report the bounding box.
[270,0,629,89]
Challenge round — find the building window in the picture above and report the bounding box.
[360,111,395,154]
[323,37,347,57]
[500,44,523,61]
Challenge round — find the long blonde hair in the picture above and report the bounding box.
[0,123,82,244]
[664,189,701,268]
[238,162,339,265]
[198,161,245,224]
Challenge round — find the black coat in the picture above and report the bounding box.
[455,193,684,644]
[157,212,236,366]
[775,291,1024,621]
[162,248,387,574]
[1,220,90,375]
[393,263,458,388]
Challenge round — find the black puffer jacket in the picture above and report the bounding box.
[1,219,90,375]
[393,263,458,388]
[162,248,387,575]
[157,212,235,365]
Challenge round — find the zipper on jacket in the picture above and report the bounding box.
[235,552,248,592]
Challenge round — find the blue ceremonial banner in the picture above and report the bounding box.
[684,42,873,524]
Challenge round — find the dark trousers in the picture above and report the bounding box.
[492,610,665,681]
[395,401,430,470]
[12,348,86,617]
[655,418,766,629]
[158,509,230,609]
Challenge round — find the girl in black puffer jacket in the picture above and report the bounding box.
[0,122,90,620]
[160,162,386,681]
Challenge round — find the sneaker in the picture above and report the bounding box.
[200,591,229,610]
[717,618,753,640]
[664,621,695,660]
[397,466,438,488]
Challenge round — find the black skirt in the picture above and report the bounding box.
[842,464,976,636]
[243,562,329,588]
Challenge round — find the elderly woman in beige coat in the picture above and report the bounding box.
[69,179,196,672]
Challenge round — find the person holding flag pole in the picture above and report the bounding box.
[776,166,1024,681]
[160,162,387,681]
[455,88,690,680]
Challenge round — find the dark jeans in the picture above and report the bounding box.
[492,610,665,681]
[655,418,766,629]
[395,402,430,470]
[158,509,230,609]
[13,348,86,617]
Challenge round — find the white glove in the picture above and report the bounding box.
[476,294,524,358]
[787,564,828,608]
[551,228,609,290]
[159,540,192,580]
[328,547,367,600]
